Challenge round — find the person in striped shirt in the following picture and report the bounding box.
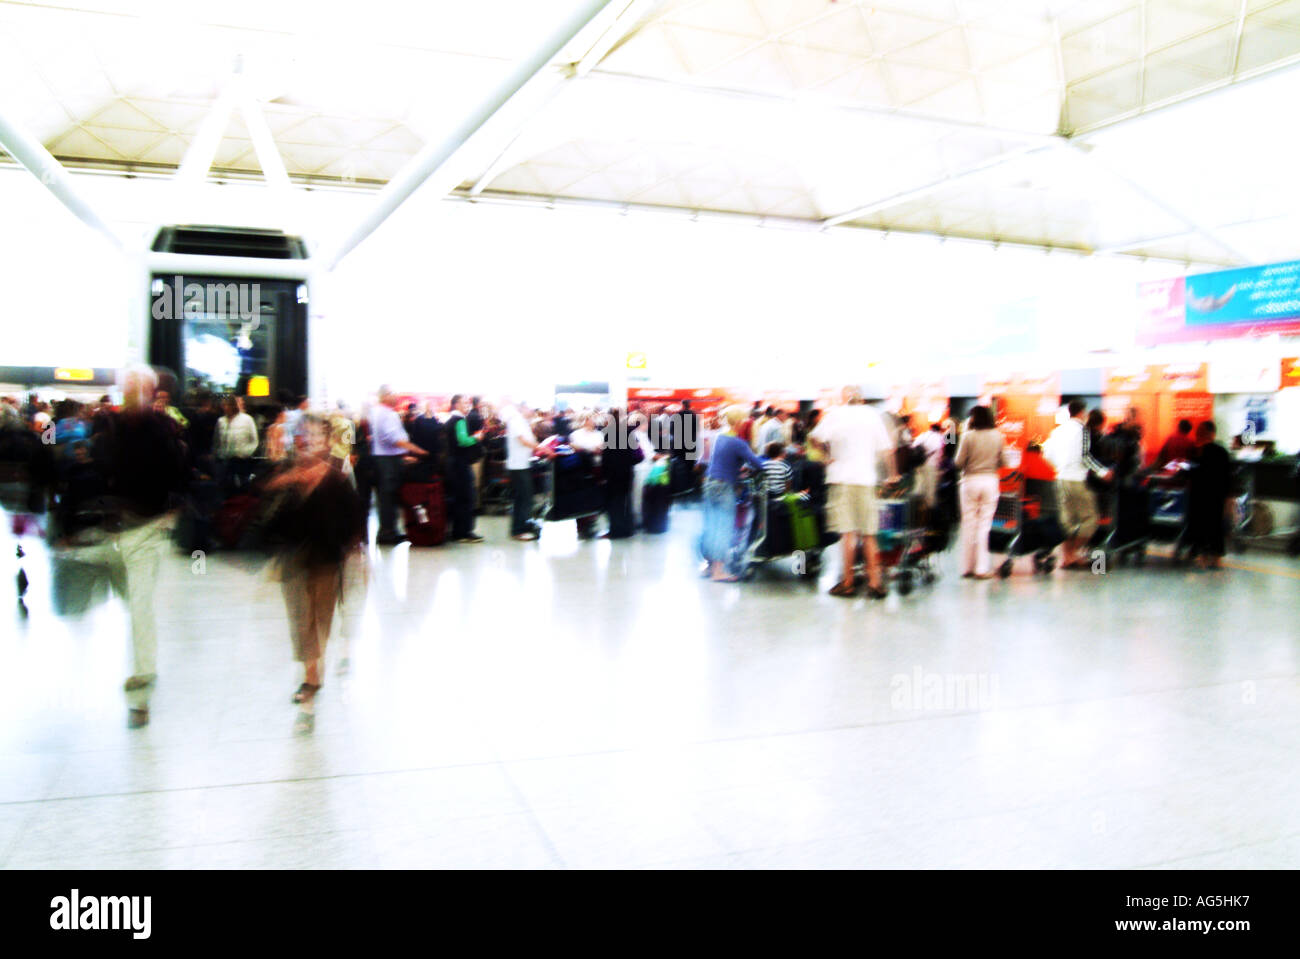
[761,442,792,495]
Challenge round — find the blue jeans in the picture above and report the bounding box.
[702,478,739,565]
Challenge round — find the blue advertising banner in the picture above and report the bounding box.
[1185,259,1300,326]
[1139,259,1300,345]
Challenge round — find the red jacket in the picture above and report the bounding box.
[1157,433,1196,466]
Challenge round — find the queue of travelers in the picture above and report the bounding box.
[0,375,1248,730]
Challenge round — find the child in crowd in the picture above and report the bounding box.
[761,442,792,495]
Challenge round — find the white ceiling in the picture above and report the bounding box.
[2,0,1300,266]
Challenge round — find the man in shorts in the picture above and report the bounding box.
[811,386,897,599]
[1045,399,1113,568]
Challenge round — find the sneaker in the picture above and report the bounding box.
[512,533,538,542]
[127,707,149,729]
[457,534,485,544]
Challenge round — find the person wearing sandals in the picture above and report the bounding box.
[701,405,764,582]
[810,386,897,600]
[264,416,364,707]
[954,405,1007,580]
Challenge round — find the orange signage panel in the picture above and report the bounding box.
[1281,357,1300,390]
[981,372,1060,450]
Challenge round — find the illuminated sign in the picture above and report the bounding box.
[54,368,94,382]
[247,375,270,397]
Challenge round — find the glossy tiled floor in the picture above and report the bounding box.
[2,504,1298,869]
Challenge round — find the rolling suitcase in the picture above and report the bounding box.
[400,480,446,546]
[641,481,671,534]
[783,493,820,554]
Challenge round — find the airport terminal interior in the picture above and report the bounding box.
[2,0,1300,870]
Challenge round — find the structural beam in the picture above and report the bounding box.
[0,104,122,250]
[146,251,314,281]
[1230,0,1249,75]
[318,0,622,271]
[177,60,290,192]
[1072,143,1256,265]
[1093,229,1196,257]
[1093,212,1288,256]
[454,187,1208,265]
[236,75,291,192]
[467,0,658,197]
[822,141,1063,228]
[176,81,239,187]
[590,69,1066,147]
[1070,54,1300,137]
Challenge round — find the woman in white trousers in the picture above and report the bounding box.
[954,405,1006,579]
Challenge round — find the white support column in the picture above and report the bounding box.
[466,86,569,197]
[176,82,239,187]
[573,0,658,77]
[1230,0,1249,75]
[317,0,625,270]
[0,105,122,250]
[236,75,291,193]
[467,0,660,196]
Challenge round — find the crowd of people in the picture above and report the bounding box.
[0,373,1247,730]
[951,399,1235,578]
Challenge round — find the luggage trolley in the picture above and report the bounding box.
[989,469,1063,578]
[735,475,837,582]
[1095,477,1151,567]
[1141,469,1191,565]
[875,477,929,595]
[541,449,604,526]
[1231,459,1300,556]
[480,448,512,516]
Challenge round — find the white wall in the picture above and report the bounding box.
[0,163,1238,408]
[323,193,1182,401]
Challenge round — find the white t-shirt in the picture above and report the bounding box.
[757,417,786,453]
[810,403,893,486]
[502,406,536,471]
[913,429,945,468]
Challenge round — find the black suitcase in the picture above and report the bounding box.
[641,482,671,534]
